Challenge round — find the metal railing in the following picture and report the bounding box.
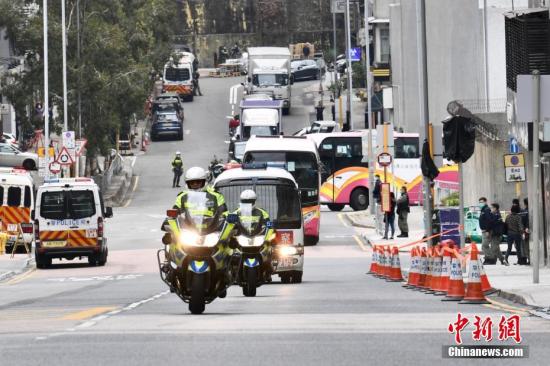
[101,152,124,191]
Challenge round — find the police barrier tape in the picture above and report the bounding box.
[367,239,491,302]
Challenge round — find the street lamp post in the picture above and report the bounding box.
[345,0,353,130]
[61,0,68,132]
[364,0,375,215]
[43,0,50,178]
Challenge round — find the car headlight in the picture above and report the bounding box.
[279,246,297,256]
[203,233,220,247]
[179,230,200,246]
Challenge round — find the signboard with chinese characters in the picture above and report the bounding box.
[504,153,525,182]
[380,183,391,213]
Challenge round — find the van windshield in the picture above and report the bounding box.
[40,190,96,220]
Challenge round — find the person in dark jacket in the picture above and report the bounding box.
[489,203,508,266]
[396,186,410,237]
[505,204,525,265]
[373,175,382,203]
[171,152,184,188]
[478,197,494,263]
[520,198,530,265]
[383,192,396,240]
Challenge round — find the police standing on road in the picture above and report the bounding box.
[171,152,184,188]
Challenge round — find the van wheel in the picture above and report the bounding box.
[23,159,36,170]
[327,204,344,212]
[350,188,369,211]
[35,252,51,269]
[305,236,318,246]
[291,271,303,283]
[98,248,108,266]
[280,274,291,284]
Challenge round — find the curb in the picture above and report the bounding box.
[0,256,35,283]
[343,212,376,229]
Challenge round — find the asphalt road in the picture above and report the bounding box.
[1,77,550,366]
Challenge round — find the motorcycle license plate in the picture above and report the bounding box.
[279,257,293,268]
[42,241,67,248]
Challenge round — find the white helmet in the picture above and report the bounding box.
[185,166,208,191]
[240,189,257,205]
[175,151,181,156]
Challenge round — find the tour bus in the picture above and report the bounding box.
[243,136,321,245]
[214,166,304,283]
[307,131,458,211]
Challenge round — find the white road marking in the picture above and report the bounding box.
[47,274,144,283]
[130,156,137,168]
[184,130,191,135]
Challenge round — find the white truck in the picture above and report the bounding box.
[162,51,196,101]
[246,47,292,115]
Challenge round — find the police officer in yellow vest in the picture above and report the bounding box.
[171,151,184,188]
[232,190,273,238]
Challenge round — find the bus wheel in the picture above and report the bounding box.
[305,236,318,246]
[350,188,369,211]
[327,204,344,212]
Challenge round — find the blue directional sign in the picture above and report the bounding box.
[509,137,520,154]
[350,47,362,62]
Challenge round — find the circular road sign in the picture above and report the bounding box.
[377,152,393,167]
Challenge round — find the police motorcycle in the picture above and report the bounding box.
[207,155,225,181]
[158,191,233,314]
[229,202,275,297]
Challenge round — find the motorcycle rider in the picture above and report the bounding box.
[171,152,184,188]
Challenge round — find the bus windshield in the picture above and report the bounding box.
[243,151,319,205]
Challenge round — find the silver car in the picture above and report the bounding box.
[0,143,38,170]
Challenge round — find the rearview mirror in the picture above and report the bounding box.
[226,213,239,224]
[105,207,113,218]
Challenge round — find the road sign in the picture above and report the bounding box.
[56,146,74,165]
[49,162,61,174]
[504,153,526,182]
[377,152,393,167]
[331,0,345,13]
[63,130,76,149]
[350,47,362,62]
[509,137,520,153]
[75,139,87,156]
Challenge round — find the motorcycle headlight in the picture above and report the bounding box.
[203,233,220,247]
[253,236,265,246]
[279,246,297,256]
[237,235,250,247]
[179,230,200,246]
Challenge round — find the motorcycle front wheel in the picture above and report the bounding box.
[243,267,257,297]
[189,274,206,314]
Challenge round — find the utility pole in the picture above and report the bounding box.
[483,0,490,111]
[365,0,375,215]
[43,0,50,178]
[345,0,353,130]
[77,0,82,139]
[61,0,68,132]
[416,0,432,244]
[532,70,540,284]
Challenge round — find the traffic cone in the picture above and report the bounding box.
[368,245,378,275]
[420,247,433,292]
[434,243,453,295]
[382,246,391,279]
[442,250,465,301]
[388,246,404,282]
[430,245,443,295]
[479,255,497,295]
[416,247,428,290]
[460,245,490,304]
[403,247,419,288]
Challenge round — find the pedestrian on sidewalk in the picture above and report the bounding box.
[383,192,396,240]
[373,175,382,204]
[396,186,410,238]
[520,198,530,265]
[315,100,325,121]
[479,197,495,264]
[505,204,525,265]
[193,71,203,96]
[171,152,184,188]
[489,203,508,265]
[330,98,336,121]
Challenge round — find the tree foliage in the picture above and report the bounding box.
[0,0,177,156]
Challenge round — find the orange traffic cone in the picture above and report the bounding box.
[460,245,490,304]
[434,243,453,295]
[403,247,419,288]
[442,250,465,301]
[388,246,404,282]
[368,245,378,275]
[416,247,428,290]
[383,246,392,279]
[430,245,443,295]
[479,257,497,295]
[420,247,433,292]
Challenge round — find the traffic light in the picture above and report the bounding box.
[442,116,476,163]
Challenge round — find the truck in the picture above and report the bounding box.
[238,99,284,140]
[245,47,292,115]
[162,51,196,102]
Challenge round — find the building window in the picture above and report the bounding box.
[379,25,390,64]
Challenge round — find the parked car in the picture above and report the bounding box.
[294,121,339,136]
[1,133,17,147]
[153,98,184,121]
[156,93,184,113]
[291,60,320,81]
[0,143,38,170]
[151,112,183,141]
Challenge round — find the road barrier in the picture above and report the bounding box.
[366,238,494,306]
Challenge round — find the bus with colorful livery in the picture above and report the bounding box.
[243,136,321,246]
[307,131,458,211]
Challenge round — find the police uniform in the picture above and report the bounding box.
[171,156,184,187]
[173,187,227,230]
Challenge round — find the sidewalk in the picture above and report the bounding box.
[0,254,33,282]
[347,207,550,312]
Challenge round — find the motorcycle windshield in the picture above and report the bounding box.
[179,191,217,234]
[238,203,262,236]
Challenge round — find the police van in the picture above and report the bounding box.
[33,178,113,268]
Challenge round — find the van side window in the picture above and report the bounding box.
[24,186,32,208]
[69,190,96,219]
[7,187,21,207]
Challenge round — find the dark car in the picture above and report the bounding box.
[291,60,320,81]
[151,112,183,141]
